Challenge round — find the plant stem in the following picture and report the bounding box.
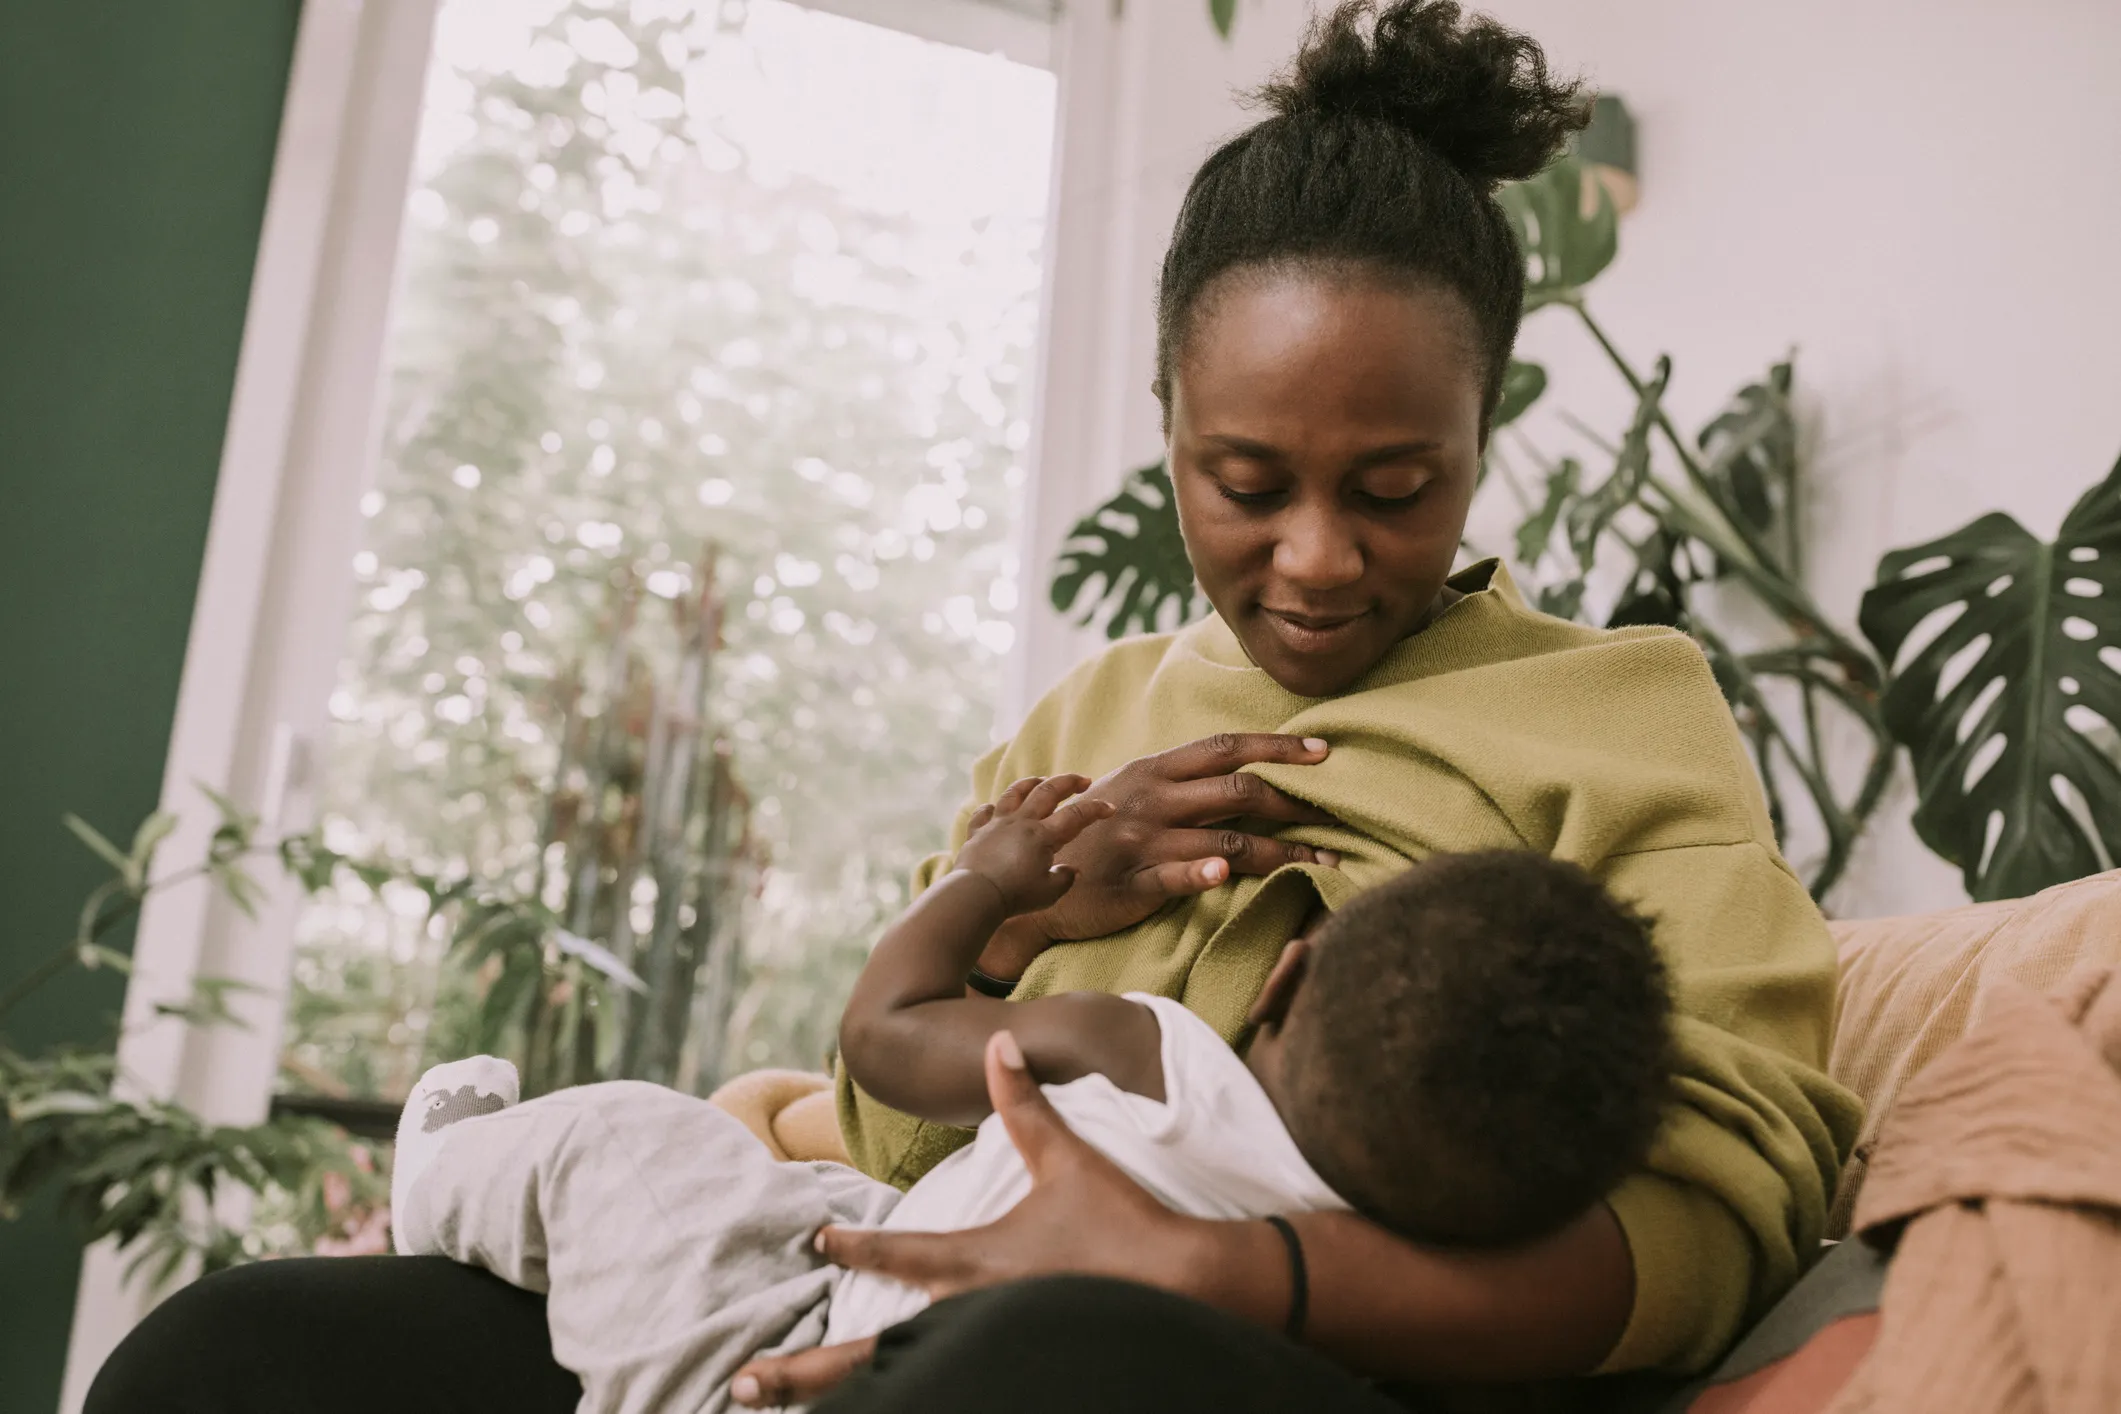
[1569,300,1873,679]
[1562,292,1904,896]
[0,857,249,1031]
[0,945,91,1028]
[1569,301,1803,576]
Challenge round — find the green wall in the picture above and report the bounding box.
[0,3,302,1408]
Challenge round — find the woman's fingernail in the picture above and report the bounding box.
[1204,858,1229,883]
[1316,850,1341,867]
[1303,738,1328,754]
[995,1030,1026,1070]
[814,1227,832,1252]
[732,1375,761,1404]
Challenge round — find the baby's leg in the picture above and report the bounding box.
[392,1064,899,1414]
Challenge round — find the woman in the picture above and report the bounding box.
[88,4,1858,1411]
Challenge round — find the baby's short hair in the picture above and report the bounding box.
[1279,850,1670,1247]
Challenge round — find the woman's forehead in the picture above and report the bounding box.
[1173,270,1482,432]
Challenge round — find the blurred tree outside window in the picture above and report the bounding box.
[281,0,1054,1104]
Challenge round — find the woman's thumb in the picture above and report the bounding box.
[986,1030,1073,1177]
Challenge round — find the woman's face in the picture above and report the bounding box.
[1166,269,1485,698]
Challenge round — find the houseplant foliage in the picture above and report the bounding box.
[1,799,389,1284]
[1860,456,2121,901]
[0,788,649,1280]
[1050,462,1206,637]
[1050,153,2119,903]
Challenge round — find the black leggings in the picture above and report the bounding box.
[85,1257,1411,1414]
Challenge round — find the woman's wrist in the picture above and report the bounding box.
[1154,1214,1292,1332]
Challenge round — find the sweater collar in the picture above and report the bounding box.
[1179,558,1528,697]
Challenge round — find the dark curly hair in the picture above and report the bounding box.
[1280,849,1671,1246]
[1155,0,1589,437]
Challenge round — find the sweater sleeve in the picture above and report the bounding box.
[834,739,1000,1185]
[1591,840,1864,1374]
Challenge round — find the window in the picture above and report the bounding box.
[279,0,1055,1108]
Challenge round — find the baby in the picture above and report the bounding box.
[390,775,1670,1414]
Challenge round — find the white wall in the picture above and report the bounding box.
[1017,0,2121,919]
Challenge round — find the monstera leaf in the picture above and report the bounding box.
[1859,454,2121,901]
[1496,155,1617,313]
[1697,361,1799,574]
[1495,359,1547,429]
[1049,461,1206,640]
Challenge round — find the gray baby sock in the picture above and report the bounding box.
[391,1055,519,1255]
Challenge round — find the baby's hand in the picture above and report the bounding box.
[954,775,1116,917]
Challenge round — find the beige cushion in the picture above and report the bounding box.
[1826,868,2121,1235]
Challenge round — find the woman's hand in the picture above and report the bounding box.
[731,1029,1637,1406]
[974,734,1341,979]
[730,1030,1220,1408]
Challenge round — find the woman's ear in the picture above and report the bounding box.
[1246,938,1311,1028]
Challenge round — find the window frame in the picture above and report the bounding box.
[61,0,1072,1396]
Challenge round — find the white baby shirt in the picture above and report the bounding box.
[823,993,1349,1345]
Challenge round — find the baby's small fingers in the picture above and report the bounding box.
[1019,773,1092,820]
[993,777,1044,814]
[1044,796,1116,845]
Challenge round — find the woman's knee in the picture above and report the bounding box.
[86,1260,301,1414]
[822,1276,1397,1414]
[85,1256,575,1414]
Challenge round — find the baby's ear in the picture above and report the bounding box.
[1247,938,1311,1027]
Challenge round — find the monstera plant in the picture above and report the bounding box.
[1861,460,2121,900]
[1049,152,2117,905]
[1050,461,1206,638]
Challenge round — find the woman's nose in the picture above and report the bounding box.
[1272,507,1364,590]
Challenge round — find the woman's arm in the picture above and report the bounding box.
[736,1032,1631,1407]
[1170,1202,1631,1381]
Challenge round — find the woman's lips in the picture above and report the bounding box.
[1260,606,1370,653]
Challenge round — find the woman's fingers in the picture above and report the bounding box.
[730,1336,878,1408]
[1163,772,1341,828]
[816,1223,985,1295]
[1158,827,1340,875]
[984,1028,1072,1177]
[1131,856,1231,899]
[1157,732,1329,782]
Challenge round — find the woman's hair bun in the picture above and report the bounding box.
[1255,0,1590,190]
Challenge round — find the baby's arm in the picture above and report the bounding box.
[838,776,1165,1128]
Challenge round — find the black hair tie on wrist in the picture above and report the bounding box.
[1265,1215,1307,1340]
[965,967,1016,998]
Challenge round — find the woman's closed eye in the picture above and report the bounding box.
[1216,481,1286,508]
[1348,464,1435,510]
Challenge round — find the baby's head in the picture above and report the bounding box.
[1245,850,1670,1247]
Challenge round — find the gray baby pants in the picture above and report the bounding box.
[395,1080,902,1414]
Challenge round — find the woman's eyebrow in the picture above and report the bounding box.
[1200,434,1288,463]
[1198,435,1444,469]
[1346,440,1444,471]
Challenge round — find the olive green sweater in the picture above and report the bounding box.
[836,561,1862,1374]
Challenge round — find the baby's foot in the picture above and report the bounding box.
[391,1056,518,1255]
